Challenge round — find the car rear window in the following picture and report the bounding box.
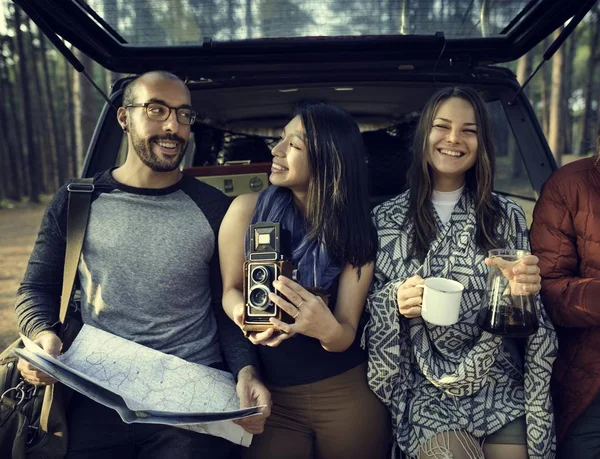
[86,0,539,45]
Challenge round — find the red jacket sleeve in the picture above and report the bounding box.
[530,175,600,327]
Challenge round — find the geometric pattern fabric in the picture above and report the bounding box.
[364,190,558,458]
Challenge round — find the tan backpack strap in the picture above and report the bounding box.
[59,178,94,328]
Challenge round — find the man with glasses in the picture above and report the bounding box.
[15,71,271,458]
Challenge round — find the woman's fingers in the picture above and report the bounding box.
[397,276,425,318]
[267,292,298,317]
[247,328,275,345]
[520,254,539,266]
[522,283,541,294]
[515,274,541,284]
[275,276,310,301]
[264,331,294,347]
[402,275,425,288]
[398,286,425,302]
[400,306,422,318]
[247,327,296,347]
[272,279,305,306]
[233,303,245,328]
[399,295,423,308]
[486,255,540,278]
[511,257,541,293]
[397,284,424,306]
[269,318,295,334]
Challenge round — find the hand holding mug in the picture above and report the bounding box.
[396,275,425,318]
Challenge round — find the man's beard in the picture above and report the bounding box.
[130,126,187,172]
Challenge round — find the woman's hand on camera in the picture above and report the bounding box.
[268,276,338,343]
[232,302,296,346]
[232,303,246,330]
[397,275,425,318]
[247,327,296,347]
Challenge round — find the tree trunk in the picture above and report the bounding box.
[228,0,235,37]
[104,68,113,93]
[0,147,8,201]
[548,27,565,166]
[0,84,11,200]
[540,38,551,136]
[562,33,576,156]
[580,13,600,156]
[73,50,96,174]
[480,0,489,37]
[5,28,30,198]
[66,58,77,177]
[14,6,41,202]
[511,52,532,178]
[0,41,22,200]
[245,0,252,38]
[27,20,54,193]
[516,52,532,89]
[399,0,408,34]
[39,30,65,187]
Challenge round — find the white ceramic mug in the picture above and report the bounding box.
[417,277,464,326]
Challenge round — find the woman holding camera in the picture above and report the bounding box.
[364,87,557,458]
[219,101,390,458]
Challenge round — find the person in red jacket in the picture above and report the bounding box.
[530,127,600,458]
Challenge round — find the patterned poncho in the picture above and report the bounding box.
[363,190,557,458]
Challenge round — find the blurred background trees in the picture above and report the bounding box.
[0,0,599,205]
[513,4,600,167]
[0,1,110,204]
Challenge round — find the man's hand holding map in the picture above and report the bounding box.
[13,325,265,447]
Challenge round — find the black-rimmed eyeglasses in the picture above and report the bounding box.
[125,102,197,126]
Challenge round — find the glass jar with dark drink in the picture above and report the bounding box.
[477,249,539,337]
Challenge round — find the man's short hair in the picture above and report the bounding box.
[122,71,185,107]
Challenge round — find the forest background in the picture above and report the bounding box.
[0,0,599,204]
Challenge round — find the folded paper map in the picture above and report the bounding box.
[14,325,264,446]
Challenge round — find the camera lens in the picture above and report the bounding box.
[249,286,270,310]
[251,266,269,284]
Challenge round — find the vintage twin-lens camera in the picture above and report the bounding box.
[243,222,297,333]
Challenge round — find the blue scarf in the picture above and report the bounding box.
[246,186,342,290]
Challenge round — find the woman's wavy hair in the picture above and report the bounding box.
[296,101,378,270]
[407,87,504,262]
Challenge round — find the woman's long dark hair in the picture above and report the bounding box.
[407,87,503,262]
[296,102,378,270]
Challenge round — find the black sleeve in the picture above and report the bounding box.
[210,234,260,378]
[15,183,70,339]
[182,177,260,378]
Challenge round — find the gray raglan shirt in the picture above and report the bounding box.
[15,170,257,376]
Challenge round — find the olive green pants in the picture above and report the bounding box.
[244,362,391,459]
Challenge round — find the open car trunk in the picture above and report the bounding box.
[16,0,597,74]
[83,67,553,221]
[15,0,598,218]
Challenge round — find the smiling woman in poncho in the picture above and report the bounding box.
[363,86,557,459]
